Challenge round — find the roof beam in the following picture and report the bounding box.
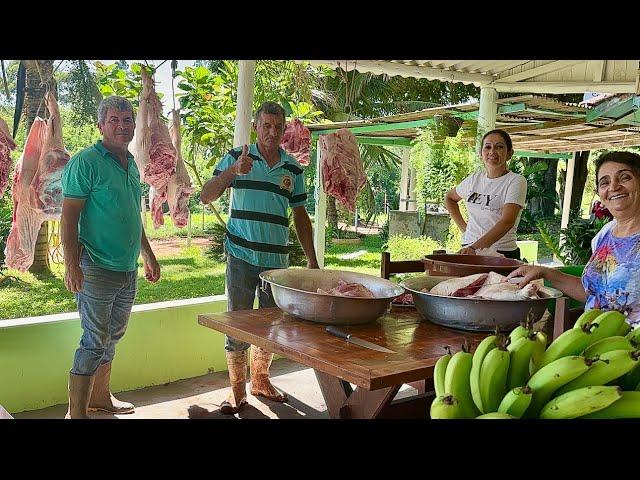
[306,60,495,85]
[493,81,637,94]
[497,60,584,82]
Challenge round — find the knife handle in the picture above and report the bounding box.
[326,326,350,340]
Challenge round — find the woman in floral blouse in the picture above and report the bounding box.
[507,151,640,329]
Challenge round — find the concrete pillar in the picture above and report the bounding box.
[475,86,498,156]
[233,60,256,148]
[399,148,410,211]
[560,152,577,249]
[313,139,326,268]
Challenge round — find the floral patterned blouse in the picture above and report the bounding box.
[582,220,640,328]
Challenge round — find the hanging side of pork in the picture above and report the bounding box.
[280,118,311,166]
[317,279,375,298]
[5,93,69,271]
[149,185,167,229]
[28,93,71,219]
[319,129,366,213]
[132,68,177,228]
[166,109,193,228]
[0,116,17,197]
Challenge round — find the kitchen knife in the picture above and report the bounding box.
[325,326,396,354]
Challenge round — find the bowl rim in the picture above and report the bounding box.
[259,268,405,300]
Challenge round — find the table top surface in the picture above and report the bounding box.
[198,306,487,390]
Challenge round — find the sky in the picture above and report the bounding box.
[101,60,197,114]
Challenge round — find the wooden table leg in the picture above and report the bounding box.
[314,370,401,419]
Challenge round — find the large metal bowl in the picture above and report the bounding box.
[400,275,563,332]
[259,269,405,325]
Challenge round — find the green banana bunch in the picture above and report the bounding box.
[475,412,515,419]
[434,346,453,398]
[580,391,640,418]
[430,394,464,419]
[538,324,594,369]
[626,327,640,343]
[555,350,640,395]
[509,324,529,344]
[526,355,593,417]
[498,385,532,418]
[618,360,640,391]
[529,331,548,376]
[479,335,511,414]
[540,385,622,419]
[507,335,537,390]
[444,344,479,418]
[470,334,497,413]
[573,308,602,329]
[617,321,632,337]
[583,336,635,358]
[586,311,627,346]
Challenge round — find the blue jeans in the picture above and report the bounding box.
[224,254,280,352]
[71,249,137,376]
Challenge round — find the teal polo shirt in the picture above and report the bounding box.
[62,140,142,272]
[213,144,307,268]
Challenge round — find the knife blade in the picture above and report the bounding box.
[325,326,396,354]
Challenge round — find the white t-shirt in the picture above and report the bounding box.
[455,170,527,251]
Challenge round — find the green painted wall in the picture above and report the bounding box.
[0,298,230,414]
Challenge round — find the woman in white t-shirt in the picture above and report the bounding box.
[444,129,527,259]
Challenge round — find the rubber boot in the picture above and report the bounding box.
[220,350,248,415]
[88,362,135,414]
[250,346,288,402]
[65,373,95,419]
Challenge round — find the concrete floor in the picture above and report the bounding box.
[14,358,332,420]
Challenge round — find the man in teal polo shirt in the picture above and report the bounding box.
[61,95,160,419]
[201,101,319,414]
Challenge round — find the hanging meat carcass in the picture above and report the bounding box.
[5,93,70,271]
[132,67,177,228]
[319,129,366,213]
[165,109,193,228]
[280,118,311,166]
[0,116,17,198]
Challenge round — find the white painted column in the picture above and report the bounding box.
[475,86,498,156]
[313,138,326,268]
[399,148,410,211]
[230,60,256,216]
[233,60,256,148]
[560,152,577,245]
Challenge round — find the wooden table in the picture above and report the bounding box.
[198,307,486,419]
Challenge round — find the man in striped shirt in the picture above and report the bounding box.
[201,102,319,414]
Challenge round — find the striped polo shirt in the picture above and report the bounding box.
[214,144,307,268]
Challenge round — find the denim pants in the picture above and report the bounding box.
[71,249,137,376]
[224,254,280,352]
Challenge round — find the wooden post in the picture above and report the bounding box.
[475,86,498,156]
[230,60,256,216]
[559,152,577,252]
[313,138,326,268]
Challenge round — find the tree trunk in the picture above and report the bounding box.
[23,60,56,274]
[541,157,558,216]
[569,151,590,214]
[326,195,338,231]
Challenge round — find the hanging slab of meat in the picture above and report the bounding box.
[0,116,17,198]
[280,118,311,166]
[166,109,193,228]
[429,273,489,297]
[28,93,71,219]
[148,185,167,229]
[319,129,366,212]
[5,93,69,272]
[132,68,177,227]
[317,279,375,298]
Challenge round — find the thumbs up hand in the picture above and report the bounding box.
[232,144,254,175]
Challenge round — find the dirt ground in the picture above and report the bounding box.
[149,237,209,257]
